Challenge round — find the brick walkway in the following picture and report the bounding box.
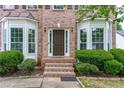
[41,77,81,88]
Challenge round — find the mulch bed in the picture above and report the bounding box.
[0,66,44,77]
[76,71,123,78]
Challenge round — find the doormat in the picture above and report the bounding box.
[61,77,77,81]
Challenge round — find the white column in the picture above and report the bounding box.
[87,21,92,49]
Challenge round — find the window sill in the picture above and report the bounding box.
[26,9,39,11]
[3,9,15,11]
[52,9,65,12]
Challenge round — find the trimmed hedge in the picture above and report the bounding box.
[75,50,114,69]
[109,48,124,65]
[0,50,24,75]
[75,63,100,75]
[104,60,123,76]
[18,59,36,74]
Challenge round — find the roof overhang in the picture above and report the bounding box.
[0,17,38,23]
[82,18,113,22]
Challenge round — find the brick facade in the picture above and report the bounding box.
[0,5,116,66]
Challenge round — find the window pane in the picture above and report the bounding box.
[27,5,37,9]
[28,43,35,53]
[28,29,35,53]
[11,43,23,52]
[80,29,87,50]
[92,28,104,49]
[11,28,23,52]
[54,5,64,9]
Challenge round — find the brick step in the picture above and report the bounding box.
[45,63,73,67]
[43,57,76,63]
[45,67,74,72]
[44,71,76,77]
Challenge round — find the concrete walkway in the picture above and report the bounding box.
[0,77,81,88]
[41,77,81,88]
[0,77,43,88]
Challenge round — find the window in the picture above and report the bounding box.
[3,5,15,9]
[92,28,104,49]
[3,29,6,50]
[75,5,86,10]
[28,29,35,53]
[11,28,23,52]
[78,5,86,8]
[80,29,87,50]
[27,5,38,9]
[53,5,64,10]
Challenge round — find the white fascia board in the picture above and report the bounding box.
[82,18,113,22]
[0,17,38,23]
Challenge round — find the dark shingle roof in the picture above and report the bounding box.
[4,12,36,20]
[117,30,124,37]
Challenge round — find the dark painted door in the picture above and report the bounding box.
[53,30,64,56]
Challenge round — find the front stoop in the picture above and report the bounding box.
[43,62,76,77]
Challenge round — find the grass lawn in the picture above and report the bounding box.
[80,77,124,88]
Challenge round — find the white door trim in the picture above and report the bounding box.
[48,29,70,56]
[64,29,70,56]
[48,29,53,56]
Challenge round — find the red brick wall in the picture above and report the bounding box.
[42,6,76,58]
[0,5,116,65]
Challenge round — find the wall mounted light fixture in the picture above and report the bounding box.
[44,27,46,32]
[71,27,73,32]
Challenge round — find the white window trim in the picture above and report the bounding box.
[52,5,65,10]
[28,29,36,54]
[91,27,105,50]
[1,18,38,60]
[79,28,87,50]
[78,20,109,51]
[3,5,15,9]
[9,26,24,53]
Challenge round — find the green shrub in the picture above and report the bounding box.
[0,50,24,75]
[75,63,99,75]
[104,60,123,76]
[75,50,114,69]
[119,67,124,76]
[109,48,124,65]
[18,59,36,74]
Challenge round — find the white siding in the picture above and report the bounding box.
[116,33,124,49]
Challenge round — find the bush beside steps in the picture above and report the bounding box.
[75,50,113,70]
[75,63,100,75]
[18,58,36,74]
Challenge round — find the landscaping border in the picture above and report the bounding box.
[76,77,85,88]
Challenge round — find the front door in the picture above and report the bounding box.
[53,30,64,56]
